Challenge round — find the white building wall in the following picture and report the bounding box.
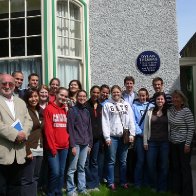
[89,0,180,95]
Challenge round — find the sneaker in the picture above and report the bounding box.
[121,183,129,189]
[108,184,116,191]
[67,191,78,196]
[79,190,91,196]
[72,192,78,196]
[103,178,107,183]
[87,187,100,192]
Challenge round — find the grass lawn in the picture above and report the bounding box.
[62,184,172,196]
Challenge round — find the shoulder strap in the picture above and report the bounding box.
[138,102,150,126]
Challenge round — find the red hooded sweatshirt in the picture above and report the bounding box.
[44,101,69,156]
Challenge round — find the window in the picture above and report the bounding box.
[0,0,42,87]
[0,58,42,88]
[57,0,83,87]
[0,0,41,57]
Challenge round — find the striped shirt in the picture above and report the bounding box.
[168,106,195,145]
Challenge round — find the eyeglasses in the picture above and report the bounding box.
[1,82,15,88]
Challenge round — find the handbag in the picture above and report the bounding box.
[122,128,130,144]
[116,105,130,144]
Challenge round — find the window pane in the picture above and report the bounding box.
[57,0,68,18]
[70,20,81,39]
[0,20,9,38]
[0,40,9,57]
[57,36,62,55]
[11,19,25,37]
[57,0,82,58]
[27,17,41,35]
[27,36,41,55]
[57,37,69,56]
[27,0,41,16]
[58,58,80,88]
[0,58,42,88]
[11,38,25,56]
[0,0,9,19]
[70,39,81,57]
[57,18,69,37]
[11,0,24,18]
[70,3,80,20]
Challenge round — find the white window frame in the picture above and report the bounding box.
[55,0,85,87]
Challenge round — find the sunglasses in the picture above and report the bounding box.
[1,82,15,88]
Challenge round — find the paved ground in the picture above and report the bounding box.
[191,155,196,196]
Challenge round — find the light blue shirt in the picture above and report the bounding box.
[122,91,137,106]
[132,101,154,135]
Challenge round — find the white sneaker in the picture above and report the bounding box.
[79,190,90,195]
[73,193,78,196]
[103,178,107,183]
[67,191,78,196]
[87,187,100,192]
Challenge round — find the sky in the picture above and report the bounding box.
[176,0,196,52]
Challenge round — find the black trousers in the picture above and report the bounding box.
[0,160,23,196]
[21,156,43,196]
[126,148,136,183]
[170,142,193,196]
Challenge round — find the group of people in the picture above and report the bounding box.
[0,72,195,196]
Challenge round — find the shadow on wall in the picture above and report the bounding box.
[169,74,181,93]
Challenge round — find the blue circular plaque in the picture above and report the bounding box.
[136,51,160,75]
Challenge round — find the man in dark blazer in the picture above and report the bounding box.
[19,73,39,99]
[12,71,24,97]
[0,74,33,196]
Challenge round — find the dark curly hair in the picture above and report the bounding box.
[152,92,168,115]
[24,87,40,110]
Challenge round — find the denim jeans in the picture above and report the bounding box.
[170,142,193,196]
[146,141,169,192]
[85,140,100,189]
[134,136,148,187]
[106,136,129,186]
[67,145,88,195]
[47,149,68,196]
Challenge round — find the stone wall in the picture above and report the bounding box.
[89,0,180,95]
